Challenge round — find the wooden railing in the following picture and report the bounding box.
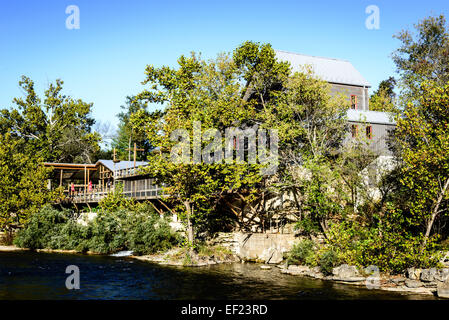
[63,178,164,204]
[114,165,148,179]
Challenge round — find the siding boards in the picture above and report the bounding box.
[330,83,369,111]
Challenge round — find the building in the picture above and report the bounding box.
[275,50,396,155]
[44,159,162,206]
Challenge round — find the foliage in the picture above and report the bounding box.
[395,81,449,248]
[0,76,101,163]
[111,96,152,161]
[98,183,136,212]
[285,239,317,266]
[318,248,340,275]
[0,134,60,233]
[323,210,441,273]
[14,205,181,255]
[130,41,289,243]
[294,217,321,235]
[369,77,400,114]
[392,14,449,100]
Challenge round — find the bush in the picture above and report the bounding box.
[324,216,442,274]
[294,217,321,235]
[286,239,317,266]
[318,248,339,275]
[14,204,182,255]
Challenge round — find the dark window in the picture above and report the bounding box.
[366,126,372,139]
[351,124,358,138]
[350,95,358,109]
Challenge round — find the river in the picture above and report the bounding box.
[0,251,437,300]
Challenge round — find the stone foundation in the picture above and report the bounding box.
[210,232,296,264]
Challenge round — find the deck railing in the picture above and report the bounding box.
[64,177,164,204]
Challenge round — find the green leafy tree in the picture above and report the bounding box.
[395,81,449,250]
[0,76,101,163]
[261,67,350,235]
[392,14,449,100]
[111,96,152,161]
[0,133,60,238]
[369,77,400,114]
[130,42,288,244]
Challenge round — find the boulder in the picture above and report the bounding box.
[435,269,449,282]
[391,277,407,285]
[332,264,360,278]
[407,268,422,280]
[420,268,437,282]
[423,282,437,288]
[307,266,325,279]
[332,264,365,282]
[437,281,449,298]
[404,279,423,288]
[281,265,310,275]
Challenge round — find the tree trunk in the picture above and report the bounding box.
[183,200,195,246]
[421,177,449,251]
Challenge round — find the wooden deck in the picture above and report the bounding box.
[64,173,164,204]
[67,187,164,204]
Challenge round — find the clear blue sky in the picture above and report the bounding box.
[0,0,448,129]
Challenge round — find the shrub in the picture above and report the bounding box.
[318,248,340,275]
[286,239,317,266]
[14,204,181,255]
[294,217,321,235]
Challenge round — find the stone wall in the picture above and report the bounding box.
[210,232,296,264]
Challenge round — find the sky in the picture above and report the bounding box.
[0,0,448,131]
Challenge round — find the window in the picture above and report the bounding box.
[233,136,239,150]
[351,124,358,138]
[350,95,358,109]
[366,126,372,139]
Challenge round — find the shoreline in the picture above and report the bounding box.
[0,245,440,297]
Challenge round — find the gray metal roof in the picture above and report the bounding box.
[346,109,396,125]
[275,50,371,87]
[96,160,148,171]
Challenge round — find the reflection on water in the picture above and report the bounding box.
[0,251,437,300]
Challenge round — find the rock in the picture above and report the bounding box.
[281,265,310,275]
[260,265,271,270]
[404,279,423,288]
[423,282,437,288]
[435,269,449,282]
[391,277,407,284]
[420,268,437,282]
[437,281,449,298]
[407,268,422,280]
[332,264,360,278]
[306,266,325,279]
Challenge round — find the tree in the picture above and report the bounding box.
[0,76,101,163]
[0,133,60,239]
[130,42,290,243]
[111,96,152,161]
[369,77,400,114]
[395,81,449,250]
[392,14,449,99]
[261,66,350,235]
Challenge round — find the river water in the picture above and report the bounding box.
[0,251,437,300]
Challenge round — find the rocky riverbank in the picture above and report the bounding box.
[278,263,449,298]
[131,246,239,266]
